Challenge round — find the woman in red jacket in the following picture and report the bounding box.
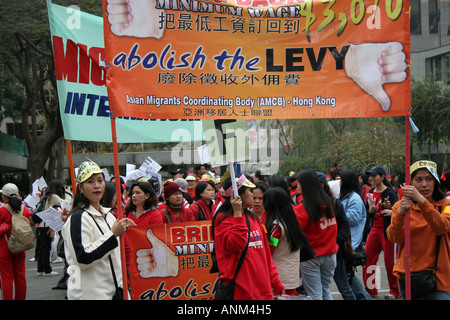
[213,175,284,300]
[294,169,338,300]
[191,180,217,221]
[0,183,32,300]
[161,182,195,223]
[126,181,163,226]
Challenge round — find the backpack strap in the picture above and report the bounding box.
[3,204,25,242]
[162,209,172,223]
[434,206,443,271]
[231,214,250,281]
[86,211,121,292]
[194,202,206,221]
[4,203,24,215]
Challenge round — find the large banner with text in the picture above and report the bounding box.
[47,0,203,142]
[127,222,217,300]
[102,0,411,120]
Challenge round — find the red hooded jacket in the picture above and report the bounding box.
[213,211,284,299]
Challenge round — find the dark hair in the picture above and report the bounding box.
[71,187,90,213]
[396,172,405,187]
[339,170,363,200]
[296,169,335,222]
[126,181,158,212]
[382,176,391,187]
[9,196,22,212]
[110,176,124,193]
[330,167,341,180]
[45,180,65,198]
[411,168,446,201]
[268,174,293,204]
[195,164,205,172]
[264,187,303,252]
[101,182,117,208]
[194,181,215,201]
[3,192,22,213]
[358,173,369,186]
[253,181,269,193]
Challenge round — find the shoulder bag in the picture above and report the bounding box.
[215,214,250,300]
[398,206,442,299]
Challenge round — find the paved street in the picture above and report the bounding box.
[23,248,392,301]
[25,248,67,300]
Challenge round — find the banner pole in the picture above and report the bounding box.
[65,140,77,194]
[229,163,238,197]
[404,117,411,300]
[110,116,128,300]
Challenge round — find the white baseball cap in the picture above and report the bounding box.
[1,183,19,197]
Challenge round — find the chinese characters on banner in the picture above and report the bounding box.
[127,222,217,300]
[102,0,411,119]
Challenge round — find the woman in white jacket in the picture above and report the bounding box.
[62,161,135,300]
[264,187,303,295]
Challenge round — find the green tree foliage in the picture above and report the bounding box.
[277,118,405,175]
[411,78,450,149]
[0,0,104,182]
[411,77,450,169]
[323,119,405,174]
[1,0,64,182]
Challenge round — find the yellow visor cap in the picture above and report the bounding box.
[76,161,103,183]
[410,160,440,183]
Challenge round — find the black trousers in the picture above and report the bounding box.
[37,227,53,274]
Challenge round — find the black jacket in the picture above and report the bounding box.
[368,186,398,239]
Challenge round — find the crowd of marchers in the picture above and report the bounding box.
[1,160,450,300]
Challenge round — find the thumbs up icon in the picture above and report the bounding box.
[136,229,179,278]
[345,42,407,111]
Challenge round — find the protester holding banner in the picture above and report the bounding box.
[190,181,217,221]
[387,160,450,300]
[213,175,284,299]
[160,182,195,223]
[264,187,302,295]
[294,169,338,300]
[362,165,399,299]
[0,183,32,300]
[126,181,163,226]
[62,161,135,300]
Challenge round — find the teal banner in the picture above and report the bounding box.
[47,1,203,142]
